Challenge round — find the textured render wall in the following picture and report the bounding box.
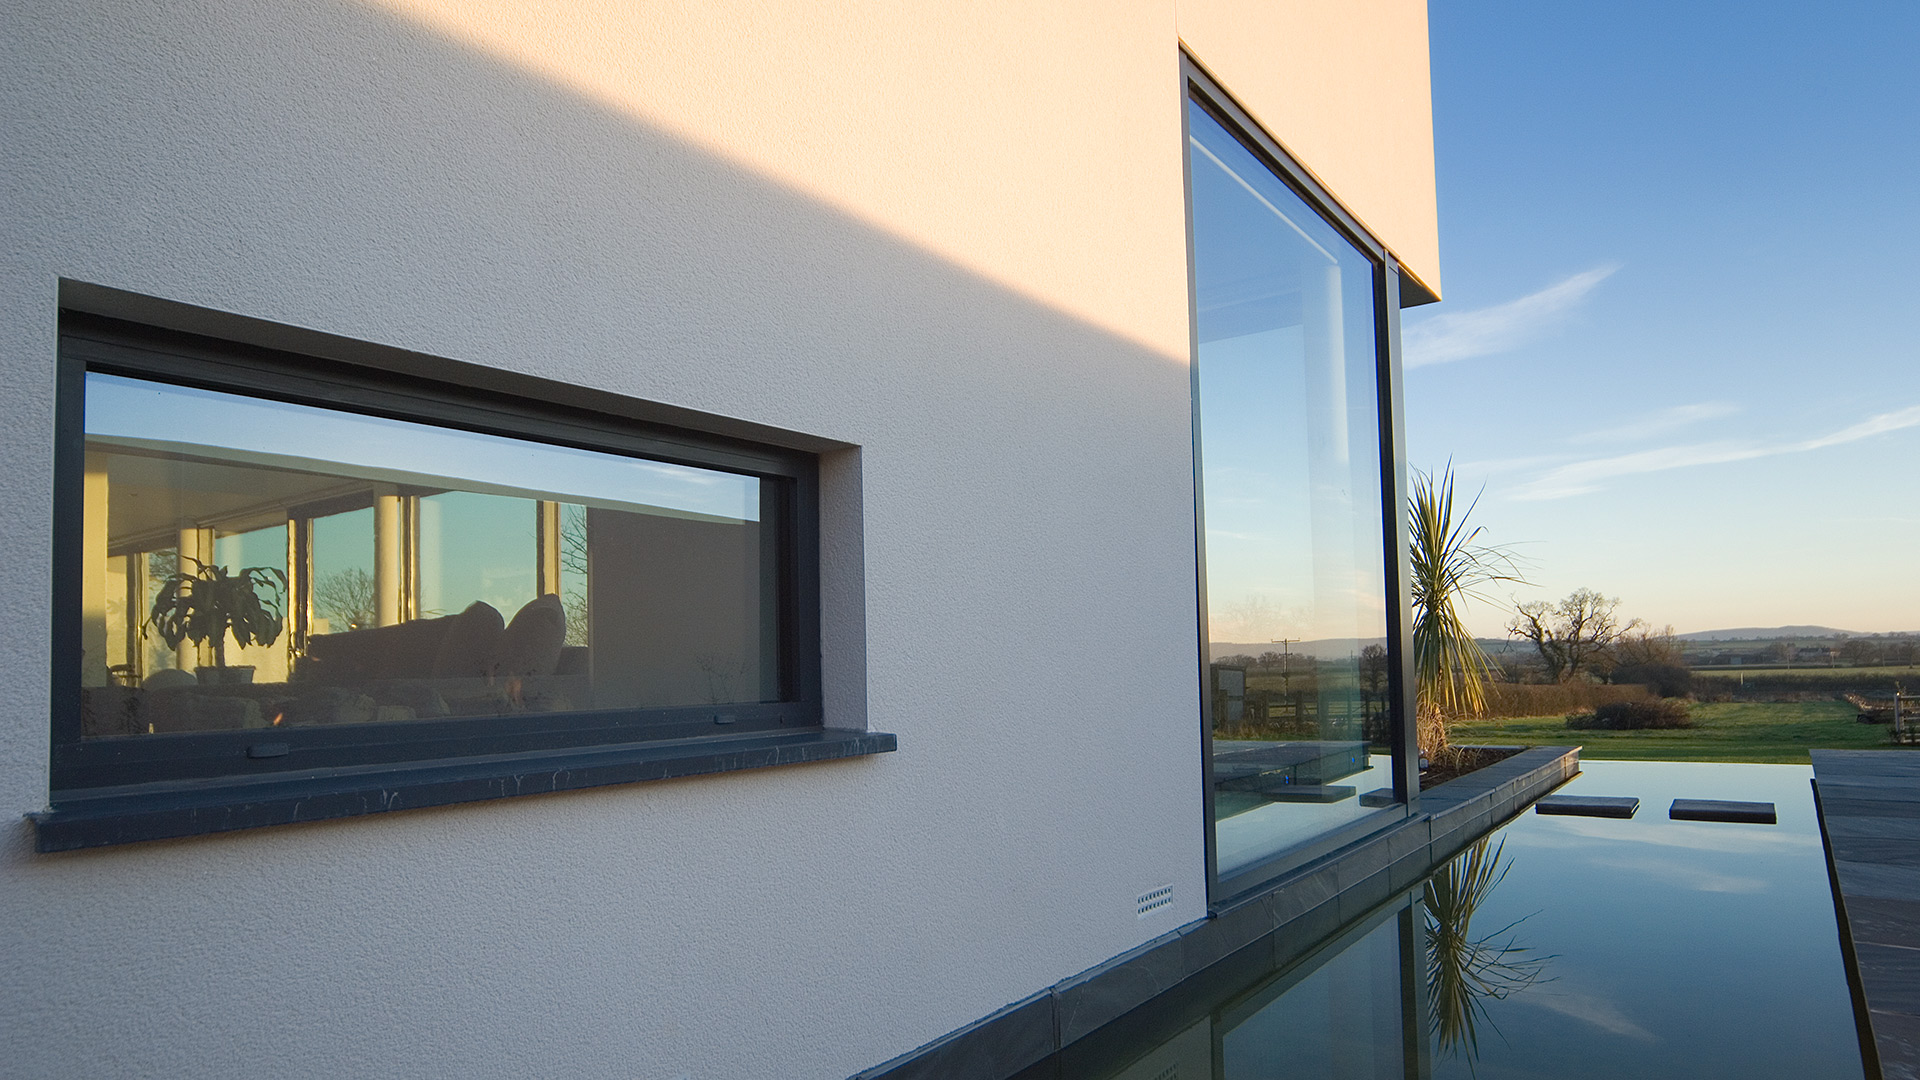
[1178,0,1442,298]
[0,3,1434,1078]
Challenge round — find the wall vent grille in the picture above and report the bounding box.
[1136,884,1174,918]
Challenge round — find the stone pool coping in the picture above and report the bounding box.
[1811,748,1920,1080]
[851,744,1582,1080]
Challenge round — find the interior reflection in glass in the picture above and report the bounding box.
[78,372,782,737]
[1188,97,1395,881]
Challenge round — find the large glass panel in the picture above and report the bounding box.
[1187,99,1398,886]
[78,371,783,737]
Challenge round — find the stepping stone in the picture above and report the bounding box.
[1670,799,1776,824]
[1261,784,1356,804]
[1360,788,1399,807]
[1535,795,1639,818]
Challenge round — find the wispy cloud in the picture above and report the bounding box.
[1520,988,1659,1041]
[1403,264,1619,368]
[1511,404,1920,500]
[1566,402,1740,444]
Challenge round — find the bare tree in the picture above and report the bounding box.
[1838,636,1880,667]
[560,504,589,646]
[1608,624,1683,671]
[313,567,376,632]
[560,504,589,577]
[1358,643,1390,717]
[1507,588,1640,683]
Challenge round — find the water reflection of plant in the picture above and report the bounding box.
[1424,836,1552,1068]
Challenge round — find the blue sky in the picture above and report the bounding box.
[1403,0,1920,636]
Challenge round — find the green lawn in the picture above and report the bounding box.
[1446,700,1919,764]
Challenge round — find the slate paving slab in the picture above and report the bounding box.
[1533,794,1638,818]
[1812,749,1920,1080]
[1669,798,1776,823]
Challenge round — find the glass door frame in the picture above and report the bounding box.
[1182,54,1422,907]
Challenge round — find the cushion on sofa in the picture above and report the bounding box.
[431,601,505,678]
[492,594,567,680]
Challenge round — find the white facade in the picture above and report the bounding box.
[0,3,1438,1077]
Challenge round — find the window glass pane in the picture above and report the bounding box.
[419,491,537,619]
[1188,100,1398,884]
[79,372,783,738]
[310,507,375,633]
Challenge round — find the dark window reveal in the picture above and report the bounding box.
[49,313,837,823]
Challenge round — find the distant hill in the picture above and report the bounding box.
[1677,626,1864,641]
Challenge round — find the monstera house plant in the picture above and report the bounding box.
[148,557,288,685]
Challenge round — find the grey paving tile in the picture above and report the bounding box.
[1333,833,1395,890]
[1869,1010,1920,1080]
[1834,860,1920,901]
[1844,897,1920,951]
[855,990,1057,1080]
[1180,894,1272,974]
[1815,750,1920,777]
[1337,868,1393,924]
[1816,781,1920,805]
[1269,863,1340,925]
[1054,932,1189,1046]
[1823,816,1920,841]
[1818,796,1920,820]
[1389,848,1433,893]
[1386,819,1430,862]
[1827,837,1920,870]
[1820,770,1920,789]
[1859,943,1920,1017]
[1272,899,1342,971]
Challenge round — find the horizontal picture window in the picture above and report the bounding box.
[52,312,826,800]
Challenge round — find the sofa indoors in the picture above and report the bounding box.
[81,595,588,736]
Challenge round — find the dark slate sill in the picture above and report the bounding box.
[30,727,896,852]
[851,744,1580,1080]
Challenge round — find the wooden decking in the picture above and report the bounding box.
[1811,749,1920,1080]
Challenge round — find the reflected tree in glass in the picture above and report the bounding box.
[1423,837,1552,1067]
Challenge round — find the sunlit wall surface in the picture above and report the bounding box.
[1187,97,1400,891]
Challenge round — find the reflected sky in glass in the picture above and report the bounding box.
[86,373,759,523]
[1189,102,1385,647]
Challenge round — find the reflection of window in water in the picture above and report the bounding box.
[1216,906,1409,1080]
[80,371,784,739]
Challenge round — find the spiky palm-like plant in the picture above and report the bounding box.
[1409,467,1524,750]
[1424,837,1552,1067]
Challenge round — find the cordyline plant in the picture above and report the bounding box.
[1409,466,1525,756]
[1424,836,1553,1069]
[148,557,287,668]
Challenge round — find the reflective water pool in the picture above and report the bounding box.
[1052,761,1864,1080]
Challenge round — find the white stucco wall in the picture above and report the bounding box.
[0,3,1435,1077]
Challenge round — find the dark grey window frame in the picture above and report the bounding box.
[38,305,892,852]
[1182,56,1421,907]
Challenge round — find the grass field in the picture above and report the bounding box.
[1446,700,1920,764]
